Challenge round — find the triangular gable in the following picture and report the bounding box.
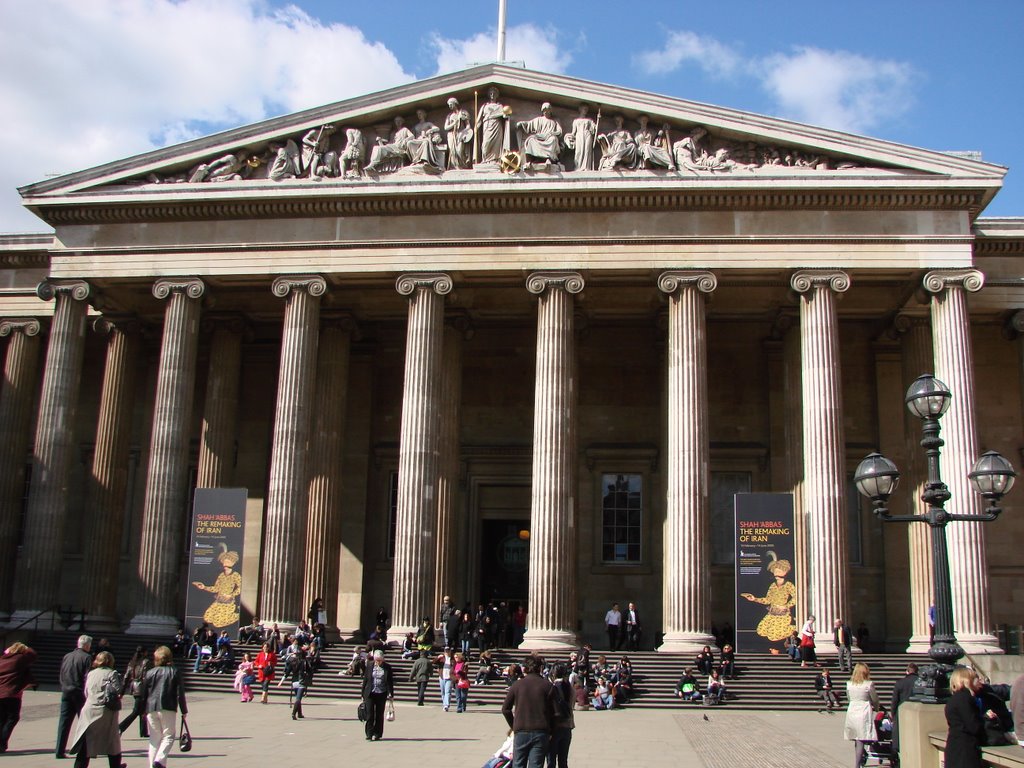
[20,64,1005,210]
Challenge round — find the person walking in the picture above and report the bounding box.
[67,651,123,768]
[56,634,93,759]
[0,641,36,754]
[604,603,622,651]
[548,663,574,768]
[844,663,879,768]
[409,651,432,705]
[143,645,188,768]
[453,651,471,713]
[624,603,642,651]
[436,647,454,712]
[282,646,313,720]
[833,619,853,672]
[799,615,818,667]
[360,650,394,741]
[118,646,150,737]
[255,641,277,704]
[502,654,554,768]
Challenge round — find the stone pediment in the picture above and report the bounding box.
[20,64,1005,223]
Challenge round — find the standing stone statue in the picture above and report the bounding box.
[564,104,597,171]
[635,116,675,170]
[476,86,510,165]
[516,102,563,167]
[339,128,365,179]
[597,115,637,170]
[301,124,338,178]
[444,97,473,170]
[365,116,414,173]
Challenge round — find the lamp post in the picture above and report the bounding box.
[853,374,1016,702]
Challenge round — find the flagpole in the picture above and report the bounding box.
[496,0,507,63]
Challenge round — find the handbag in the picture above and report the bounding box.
[357,701,367,722]
[179,717,192,752]
[385,700,396,722]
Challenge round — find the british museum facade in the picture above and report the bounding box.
[1,65,1021,652]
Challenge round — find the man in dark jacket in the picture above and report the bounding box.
[55,634,92,759]
[502,655,554,768]
[890,662,918,765]
[408,651,432,705]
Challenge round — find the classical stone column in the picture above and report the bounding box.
[924,269,999,653]
[1012,311,1024,434]
[791,270,850,645]
[303,313,353,637]
[81,316,140,630]
[782,318,810,623]
[259,276,326,628]
[657,271,717,652]
[433,316,467,620]
[522,271,583,650]
[127,278,205,635]
[196,315,245,488]
[11,281,90,624]
[390,273,450,637]
[894,314,936,653]
[0,318,43,618]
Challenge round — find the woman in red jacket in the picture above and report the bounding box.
[255,642,277,705]
[0,642,37,754]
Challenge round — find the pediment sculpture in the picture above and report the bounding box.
[139,88,868,186]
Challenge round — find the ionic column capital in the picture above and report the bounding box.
[396,273,453,297]
[37,279,90,302]
[92,314,140,336]
[0,318,42,337]
[922,269,984,295]
[271,275,327,299]
[1007,309,1024,337]
[526,271,584,296]
[790,270,850,295]
[885,311,930,340]
[657,270,717,295]
[152,277,205,300]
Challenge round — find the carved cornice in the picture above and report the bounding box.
[271,275,327,299]
[34,189,990,226]
[525,271,584,295]
[790,270,851,295]
[395,273,453,296]
[152,277,205,300]
[36,279,90,302]
[0,252,49,268]
[922,269,984,295]
[0,318,43,337]
[657,270,717,295]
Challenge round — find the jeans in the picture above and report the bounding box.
[455,686,468,712]
[439,678,452,710]
[547,727,572,768]
[0,697,22,751]
[513,730,550,768]
[291,684,306,717]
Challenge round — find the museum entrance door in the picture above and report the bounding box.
[479,518,530,606]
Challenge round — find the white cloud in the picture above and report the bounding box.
[431,24,571,75]
[0,0,415,232]
[759,47,914,134]
[634,30,742,79]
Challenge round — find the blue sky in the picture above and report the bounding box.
[1,0,1021,232]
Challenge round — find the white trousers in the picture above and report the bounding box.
[146,710,177,766]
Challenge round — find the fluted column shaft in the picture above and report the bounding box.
[128,278,205,635]
[260,276,326,628]
[12,281,90,620]
[433,319,466,619]
[390,274,450,636]
[791,270,850,642]
[657,271,717,652]
[896,314,935,652]
[522,272,583,650]
[0,319,43,616]
[81,317,140,628]
[196,316,244,488]
[783,322,810,623]
[303,315,352,634]
[924,269,998,653]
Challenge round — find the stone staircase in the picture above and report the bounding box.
[22,630,926,712]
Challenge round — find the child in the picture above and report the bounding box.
[482,730,514,768]
[234,651,256,702]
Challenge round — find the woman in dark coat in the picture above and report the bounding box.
[944,667,987,768]
[361,650,395,741]
[118,646,150,737]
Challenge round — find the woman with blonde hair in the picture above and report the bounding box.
[68,651,123,768]
[144,645,187,768]
[945,666,990,767]
[843,662,878,767]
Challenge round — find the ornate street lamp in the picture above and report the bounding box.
[853,374,1016,702]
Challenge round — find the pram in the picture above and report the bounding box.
[863,710,894,767]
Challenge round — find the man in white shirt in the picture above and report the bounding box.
[604,603,622,650]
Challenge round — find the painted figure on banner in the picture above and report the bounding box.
[191,545,242,629]
[740,551,796,643]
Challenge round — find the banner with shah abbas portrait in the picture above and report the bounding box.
[185,488,248,637]
[734,493,796,654]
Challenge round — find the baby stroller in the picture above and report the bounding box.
[863,710,894,767]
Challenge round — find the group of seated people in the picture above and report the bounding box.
[173,616,328,675]
[676,645,736,705]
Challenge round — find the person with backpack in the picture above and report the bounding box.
[548,663,574,768]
